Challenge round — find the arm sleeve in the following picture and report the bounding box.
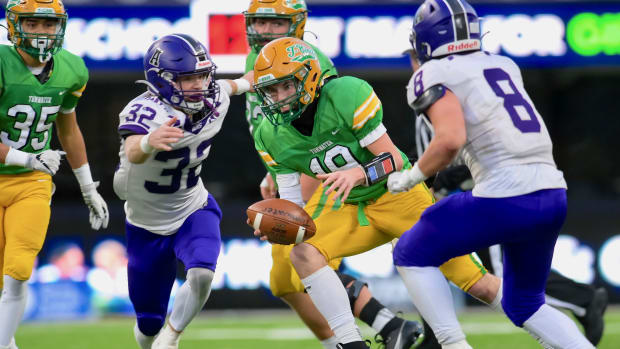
[276,172,304,208]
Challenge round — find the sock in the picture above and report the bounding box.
[0,276,27,347]
[376,310,402,341]
[396,266,465,345]
[358,297,398,338]
[169,268,214,331]
[488,282,503,313]
[133,323,156,349]
[523,304,594,349]
[302,265,362,344]
[320,335,339,349]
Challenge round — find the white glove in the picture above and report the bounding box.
[5,148,65,175]
[80,182,109,230]
[387,162,428,193]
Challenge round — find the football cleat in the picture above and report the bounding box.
[151,323,181,349]
[375,319,424,349]
[577,287,608,346]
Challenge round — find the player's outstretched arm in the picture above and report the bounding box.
[124,116,183,164]
[219,71,254,96]
[56,111,109,230]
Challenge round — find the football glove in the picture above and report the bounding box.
[28,149,66,175]
[387,163,428,194]
[80,182,109,230]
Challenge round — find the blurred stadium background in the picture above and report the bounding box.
[2,0,620,347]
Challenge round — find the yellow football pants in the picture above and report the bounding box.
[0,171,53,289]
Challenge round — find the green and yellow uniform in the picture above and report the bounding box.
[255,76,486,294]
[245,44,340,297]
[0,44,88,284]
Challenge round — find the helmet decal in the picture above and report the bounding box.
[148,48,163,67]
[286,43,317,62]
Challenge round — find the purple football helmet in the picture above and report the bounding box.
[410,0,481,63]
[141,33,219,115]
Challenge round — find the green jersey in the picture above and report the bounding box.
[244,43,337,137]
[254,76,410,204]
[0,45,88,175]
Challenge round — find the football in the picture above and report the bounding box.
[247,198,316,245]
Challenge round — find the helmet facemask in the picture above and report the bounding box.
[8,12,66,63]
[255,64,312,126]
[245,14,303,51]
[165,67,220,116]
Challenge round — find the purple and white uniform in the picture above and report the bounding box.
[113,81,231,336]
[395,51,568,326]
[114,82,230,235]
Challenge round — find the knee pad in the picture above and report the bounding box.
[137,314,165,336]
[187,268,214,299]
[335,271,367,310]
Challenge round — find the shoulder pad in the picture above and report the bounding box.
[412,84,446,115]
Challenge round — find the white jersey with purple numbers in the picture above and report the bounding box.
[407,51,566,198]
[113,80,231,235]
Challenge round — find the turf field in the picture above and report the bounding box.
[16,307,620,348]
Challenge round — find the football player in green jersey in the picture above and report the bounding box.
[252,37,504,348]
[243,2,425,348]
[0,1,108,347]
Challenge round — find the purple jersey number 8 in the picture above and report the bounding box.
[483,68,540,133]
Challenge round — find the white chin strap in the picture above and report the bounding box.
[30,38,52,63]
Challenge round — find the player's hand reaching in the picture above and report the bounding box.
[387,163,427,193]
[316,166,365,203]
[80,181,109,230]
[28,149,66,175]
[146,116,183,152]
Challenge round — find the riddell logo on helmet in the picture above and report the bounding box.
[448,41,480,52]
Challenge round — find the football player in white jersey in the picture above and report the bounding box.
[113,33,251,349]
[387,1,593,348]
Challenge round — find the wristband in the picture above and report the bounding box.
[407,162,428,184]
[140,133,155,154]
[233,78,251,95]
[5,147,31,168]
[73,163,95,188]
[361,152,396,186]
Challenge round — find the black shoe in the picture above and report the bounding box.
[336,340,371,348]
[375,319,424,349]
[576,287,608,346]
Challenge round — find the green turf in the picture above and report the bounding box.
[16,307,620,348]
